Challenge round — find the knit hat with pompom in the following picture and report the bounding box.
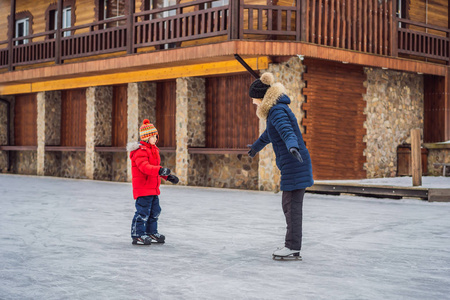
[139,119,158,141]
[248,72,275,99]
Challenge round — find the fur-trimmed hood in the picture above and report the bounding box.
[126,141,141,152]
[256,82,287,120]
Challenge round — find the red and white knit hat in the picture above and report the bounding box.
[139,119,158,141]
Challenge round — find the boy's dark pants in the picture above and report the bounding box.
[282,189,305,251]
[131,195,161,238]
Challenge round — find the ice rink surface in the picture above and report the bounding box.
[1,174,449,300]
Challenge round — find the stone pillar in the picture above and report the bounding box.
[37,92,46,176]
[36,91,62,176]
[86,86,113,180]
[176,77,206,185]
[257,57,306,192]
[127,82,156,182]
[363,68,423,178]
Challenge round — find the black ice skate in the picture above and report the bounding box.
[132,235,152,245]
[149,233,165,243]
[272,247,302,261]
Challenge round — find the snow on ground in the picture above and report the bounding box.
[1,174,450,300]
[316,176,450,189]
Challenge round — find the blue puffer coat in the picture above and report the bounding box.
[251,83,314,191]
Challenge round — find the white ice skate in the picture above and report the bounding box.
[272,247,302,261]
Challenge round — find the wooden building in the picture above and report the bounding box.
[0,0,449,191]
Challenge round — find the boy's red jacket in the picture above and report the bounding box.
[128,141,167,199]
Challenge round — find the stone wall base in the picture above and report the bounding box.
[0,151,9,172]
[188,154,258,189]
[44,152,62,176]
[61,152,86,179]
[112,152,128,182]
[427,149,450,176]
[10,151,37,175]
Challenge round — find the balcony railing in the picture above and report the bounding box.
[0,0,449,71]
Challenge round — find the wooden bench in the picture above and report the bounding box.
[434,163,450,176]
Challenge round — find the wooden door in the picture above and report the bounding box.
[303,58,366,180]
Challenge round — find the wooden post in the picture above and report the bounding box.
[299,0,306,41]
[390,0,398,57]
[55,0,63,64]
[229,0,240,40]
[411,129,422,186]
[8,0,16,71]
[127,0,135,54]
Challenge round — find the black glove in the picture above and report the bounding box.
[289,147,303,163]
[159,167,170,176]
[167,174,179,184]
[247,144,257,158]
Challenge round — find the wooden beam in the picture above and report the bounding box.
[8,0,15,71]
[1,41,448,94]
[0,57,269,94]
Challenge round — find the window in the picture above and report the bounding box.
[99,0,126,28]
[397,0,408,28]
[201,0,228,9]
[49,7,72,37]
[15,18,29,45]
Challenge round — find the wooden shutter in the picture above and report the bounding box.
[14,93,37,146]
[205,74,258,148]
[60,88,87,147]
[303,58,366,180]
[112,84,128,147]
[156,81,176,147]
[424,75,446,143]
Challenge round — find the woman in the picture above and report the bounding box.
[248,72,314,260]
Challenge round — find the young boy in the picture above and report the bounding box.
[127,119,179,245]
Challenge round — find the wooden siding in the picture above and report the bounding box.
[424,74,446,143]
[302,58,366,180]
[155,80,176,147]
[205,73,258,149]
[60,88,87,147]
[13,93,37,146]
[408,0,448,35]
[111,84,128,147]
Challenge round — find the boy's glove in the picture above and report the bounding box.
[159,167,171,176]
[289,147,303,163]
[247,144,257,158]
[167,174,179,184]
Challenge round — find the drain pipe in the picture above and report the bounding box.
[0,98,11,172]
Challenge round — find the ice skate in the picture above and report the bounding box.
[149,233,165,243]
[272,247,302,261]
[132,235,152,245]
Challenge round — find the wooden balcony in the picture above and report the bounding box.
[0,0,449,74]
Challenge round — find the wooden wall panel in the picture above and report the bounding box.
[60,88,86,147]
[156,80,176,147]
[14,93,37,146]
[424,75,446,143]
[409,0,448,35]
[302,58,366,180]
[111,84,128,147]
[205,73,258,149]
